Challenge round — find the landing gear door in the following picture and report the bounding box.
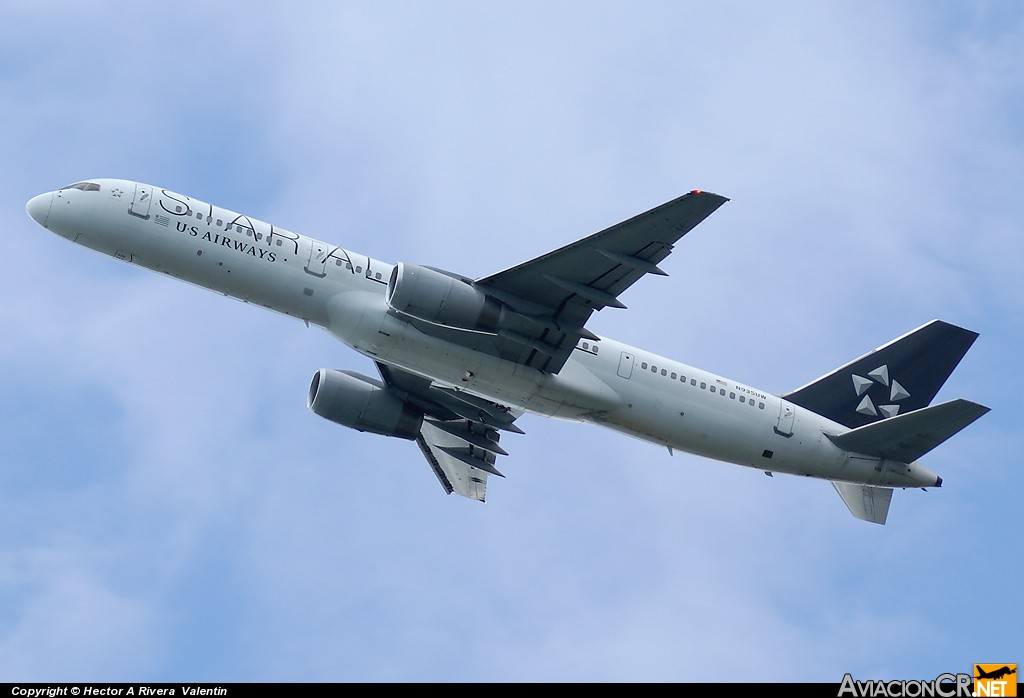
[129,183,152,220]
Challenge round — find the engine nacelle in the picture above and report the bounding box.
[307,369,423,440]
[386,262,508,332]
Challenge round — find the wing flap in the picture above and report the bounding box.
[376,362,519,501]
[418,420,500,501]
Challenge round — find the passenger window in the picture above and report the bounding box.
[593,346,598,354]
[336,259,343,266]
[661,369,667,376]
[759,402,765,409]
[276,240,283,247]
[740,396,746,403]
[356,266,362,273]
[690,379,696,386]
[730,392,735,399]
[582,342,589,350]
[375,272,382,280]
[175,206,182,213]
[196,212,202,219]
[700,382,707,389]
[671,372,677,380]
[216,219,223,226]
[641,362,648,369]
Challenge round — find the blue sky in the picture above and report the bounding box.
[2,1,1021,682]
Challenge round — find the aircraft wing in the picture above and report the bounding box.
[474,190,729,373]
[376,362,519,502]
[392,191,728,374]
[417,420,498,501]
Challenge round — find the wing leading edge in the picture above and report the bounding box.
[388,191,728,376]
[475,190,729,373]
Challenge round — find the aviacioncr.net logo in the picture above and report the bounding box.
[974,665,1018,697]
[838,673,972,697]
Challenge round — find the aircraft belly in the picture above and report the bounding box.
[598,382,857,480]
[325,291,388,353]
[540,358,623,418]
[325,297,553,413]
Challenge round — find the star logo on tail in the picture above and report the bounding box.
[851,364,909,419]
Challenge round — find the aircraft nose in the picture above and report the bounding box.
[26,192,53,227]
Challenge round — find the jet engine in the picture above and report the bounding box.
[307,368,423,439]
[386,262,510,332]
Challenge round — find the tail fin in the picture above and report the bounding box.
[784,320,979,429]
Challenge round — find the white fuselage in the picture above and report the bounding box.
[27,179,939,489]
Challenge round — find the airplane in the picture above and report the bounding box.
[25,179,990,524]
[976,666,1017,681]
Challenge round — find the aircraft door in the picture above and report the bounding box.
[304,238,329,277]
[128,183,152,220]
[617,351,634,379]
[775,401,795,437]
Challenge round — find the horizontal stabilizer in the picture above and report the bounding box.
[827,399,990,463]
[833,482,893,525]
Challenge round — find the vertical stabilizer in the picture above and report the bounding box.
[784,320,978,429]
[833,483,893,525]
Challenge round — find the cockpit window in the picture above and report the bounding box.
[63,182,101,192]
